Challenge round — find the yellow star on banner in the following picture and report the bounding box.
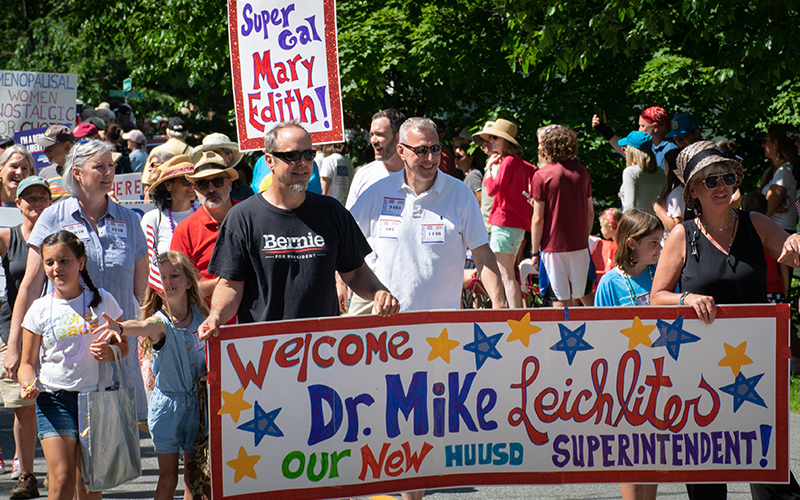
[620,316,656,350]
[506,312,542,347]
[427,328,460,363]
[226,446,260,483]
[218,387,253,423]
[719,342,753,376]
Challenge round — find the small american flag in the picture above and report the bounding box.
[145,224,163,293]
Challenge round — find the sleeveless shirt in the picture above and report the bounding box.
[1,225,28,343]
[680,210,766,304]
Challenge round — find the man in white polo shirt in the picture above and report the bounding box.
[349,117,507,313]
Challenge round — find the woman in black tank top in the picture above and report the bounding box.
[652,141,800,500]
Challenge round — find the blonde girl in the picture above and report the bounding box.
[618,131,667,214]
[95,251,207,500]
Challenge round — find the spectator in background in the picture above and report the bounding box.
[0,146,34,207]
[0,136,15,154]
[84,116,106,133]
[36,125,75,203]
[124,129,148,173]
[481,118,537,308]
[664,113,703,149]
[114,103,135,132]
[453,137,482,203]
[319,142,354,205]
[472,122,495,233]
[72,123,101,141]
[105,123,132,174]
[94,105,116,130]
[618,131,666,214]
[760,124,800,298]
[530,124,594,307]
[232,161,255,201]
[150,117,193,158]
[592,106,677,170]
[432,118,456,177]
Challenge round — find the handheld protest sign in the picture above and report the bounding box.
[208,305,791,499]
[228,0,344,151]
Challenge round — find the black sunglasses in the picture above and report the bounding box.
[702,173,737,190]
[173,177,191,186]
[400,143,443,156]
[194,177,227,190]
[271,149,315,162]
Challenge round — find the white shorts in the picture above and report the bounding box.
[540,249,591,301]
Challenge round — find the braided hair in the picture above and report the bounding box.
[41,230,103,308]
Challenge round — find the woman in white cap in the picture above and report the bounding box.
[652,140,800,500]
[0,146,35,207]
[481,118,537,308]
[140,155,197,254]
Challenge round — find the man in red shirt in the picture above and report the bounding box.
[171,151,238,305]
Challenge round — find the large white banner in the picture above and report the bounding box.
[0,71,78,136]
[228,0,344,151]
[208,306,791,499]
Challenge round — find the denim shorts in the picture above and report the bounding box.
[37,390,79,440]
[148,389,199,454]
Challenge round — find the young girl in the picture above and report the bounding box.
[95,251,208,500]
[595,209,664,307]
[595,210,664,500]
[18,230,129,500]
[589,207,622,284]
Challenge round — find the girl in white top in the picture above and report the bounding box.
[18,230,128,500]
[140,155,197,254]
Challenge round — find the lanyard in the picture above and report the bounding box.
[621,265,654,305]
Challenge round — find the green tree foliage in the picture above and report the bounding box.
[2,0,798,202]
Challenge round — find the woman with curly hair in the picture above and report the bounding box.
[530,124,594,306]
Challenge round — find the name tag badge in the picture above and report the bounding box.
[378,218,401,239]
[107,220,127,239]
[62,222,89,241]
[635,293,651,306]
[421,223,445,244]
[381,197,405,217]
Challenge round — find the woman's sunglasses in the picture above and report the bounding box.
[702,173,737,190]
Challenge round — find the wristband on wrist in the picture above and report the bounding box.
[532,252,541,258]
[118,322,125,336]
[594,122,615,141]
[679,291,689,306]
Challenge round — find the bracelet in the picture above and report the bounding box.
[532,252,541,258]
[679,291,689,306]
[118,322,125,336]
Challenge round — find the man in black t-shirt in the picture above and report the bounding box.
[200,122,399,338]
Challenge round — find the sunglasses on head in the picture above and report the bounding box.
[194,177,227,190]
[271,149,315,162]
[702,173,737,190]
[400,143,443,156]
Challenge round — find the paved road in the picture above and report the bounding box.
[0,407,797,499]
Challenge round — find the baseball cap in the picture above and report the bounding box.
[122,129,146,145]
[168,117,186,132]
[16,176,51,199]
[0,135,13,149]
[665,113,699,138]
[35,125,75,148]
[617,131,653,151]
[73,123,99,139]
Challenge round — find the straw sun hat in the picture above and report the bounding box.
[478,118,520,147]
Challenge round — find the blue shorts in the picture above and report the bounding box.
[37,390,79,440]
[148,389,199,454]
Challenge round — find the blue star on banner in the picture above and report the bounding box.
[237,401,283,446]
[651,317,700,361]
[550,323,593,365]
[720,372,767,413]
[463,323,503,370]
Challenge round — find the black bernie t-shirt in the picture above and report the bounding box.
[207,191,371,323]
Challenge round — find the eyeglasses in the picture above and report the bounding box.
[194,177,227,190]
[271,149,315,162]
[702,173,737,190]
[400,143,443,156]
[21,195,50,204]
[488,135,499,140]
[454,154,464,160]
[173,177,192,187]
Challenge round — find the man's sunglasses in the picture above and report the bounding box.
[271,149,315,162]
[702,173,737,190]
[400,143,443,156]
[194,177,227,190]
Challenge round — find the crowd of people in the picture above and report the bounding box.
[1,102,800,500]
